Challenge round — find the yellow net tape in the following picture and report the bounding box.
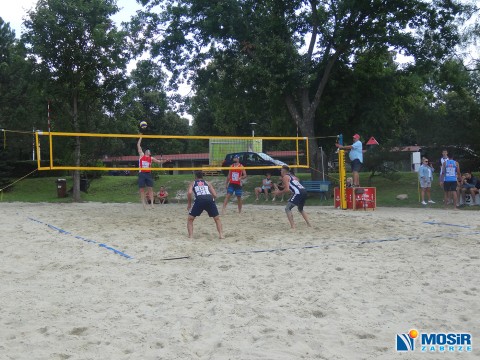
[35,131,309,172]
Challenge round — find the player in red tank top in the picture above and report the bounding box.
[137,137,163,209]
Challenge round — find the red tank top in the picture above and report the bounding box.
[139,155,152,173]
[229,164,243,185]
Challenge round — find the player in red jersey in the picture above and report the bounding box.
[137,137,162,209]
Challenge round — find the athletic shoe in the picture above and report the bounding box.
[421,201,427,205]
[428,200,435,204]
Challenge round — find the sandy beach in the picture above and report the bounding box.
[1,202,479,359]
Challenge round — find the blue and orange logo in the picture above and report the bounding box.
[396,329,472,352]
[396,329,418,351]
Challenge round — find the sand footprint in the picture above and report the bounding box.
[69,327,88,336]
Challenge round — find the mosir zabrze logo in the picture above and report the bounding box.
[396,329,472,352]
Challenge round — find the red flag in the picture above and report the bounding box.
[366,137,379,145]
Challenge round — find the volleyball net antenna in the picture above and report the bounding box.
[34,131,310,173]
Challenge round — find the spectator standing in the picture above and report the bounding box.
[440,154,461,209]
[439,149,449,187]
[418,158,435,205]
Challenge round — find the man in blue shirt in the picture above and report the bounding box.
[440,154,461,209]
[336,134,363,187]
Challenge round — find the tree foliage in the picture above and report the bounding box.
[22,0,130,200]
[0,18,46,163]
[112,59,190,156]
[2,1,480,186]
[134,0,472,178]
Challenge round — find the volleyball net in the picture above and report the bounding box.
[34,131,309,173]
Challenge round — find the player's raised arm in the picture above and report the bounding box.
[152,156,162,164]
[137,138,144,156]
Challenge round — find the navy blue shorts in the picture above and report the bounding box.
[189,198,220,218]
[138,172,154,188]
[227,183,243,196]
[351,159,362,172]
[443,181,457,192]
[289,191,308,212]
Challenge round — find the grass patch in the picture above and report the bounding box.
[1,171,478,209]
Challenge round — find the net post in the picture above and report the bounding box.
[35,131,41,169]
[296,138,299,166]
[339,149,347,209]
[49,131,53,170]
[305,137,309,168]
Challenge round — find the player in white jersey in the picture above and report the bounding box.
[274,165,311,229]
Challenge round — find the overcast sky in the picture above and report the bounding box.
[1,0,141,38]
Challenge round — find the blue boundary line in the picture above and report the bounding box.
[25,217,479,262]
[27,217,133,260]
[159,229,480,261]
[159,237,407,260]
[423,221,474,229]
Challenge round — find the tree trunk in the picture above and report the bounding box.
[284,50,344,180]
[285,94,323,180]
[72,92,81,202]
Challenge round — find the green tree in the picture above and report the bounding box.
[316,49,428,146]
[133,0,469,178]
[0,18,46,166]
[188,59,295,139]
[23,0,130,201]
[113,59,190,157]
[408,58,480,146]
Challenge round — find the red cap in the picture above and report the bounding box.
[353,134,360,139]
